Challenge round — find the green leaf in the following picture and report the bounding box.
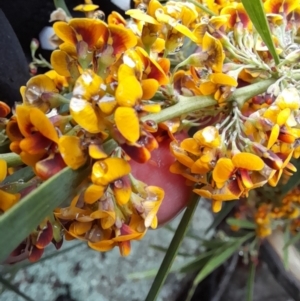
[246,262,256,301]
[283,225,290,269]
[53,0,72,17]
[150,245,193,257]
[241,0,280,65]
[2,166,35,185]
[205,201,236,234]
[226,218,256,230]
[0,275,34,301]
[185,232,255,301]
[0,166,90,263]
[0,153,23,167]
[145,194,200,301]
[178,248,223,274]
[284,231,300,249]
[280,159,300,196]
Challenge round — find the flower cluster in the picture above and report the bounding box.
[2,0,300,263]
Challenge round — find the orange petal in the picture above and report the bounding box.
[240,169,253,189]
[141,79,159,99]
[53,21,77,44]
[69,18,108,48]
[89,144,108,159]
[35,153,66,180]
[0,190,19,211]
[113,175,131,206]
[115,107,140,143]
[6,119,23,142]
[84,184,105,204]
[109,25,138,55]
[232,152,264,171]
[15,105,31,137]
[19,132,51,155]
[20,151,45,166]
[88,239,116,252]
[116,64,143,107]
[0,101,10,117]
[29,108,59,143]
[267,124,280,149]
[92,158,131,186]
[70,97,103,133]
[213,158,235,183]
[0,159,7,182]
[51,50,71,77]
[59,136,87,169]
[70,221,92,236]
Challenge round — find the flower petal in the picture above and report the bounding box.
[84,184,105,204]
[59,136,87,169]
[115,107,140,143]
[232,152,264,171]
[213,158,235,183]
[0,159,7,182]
[30,108,59,143]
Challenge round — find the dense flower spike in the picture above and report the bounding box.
[3,0,300,263]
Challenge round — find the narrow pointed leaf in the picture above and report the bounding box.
[145,195,200,301]
[241,0,280,65]
[284,231,300,249]
[2,166,35,185]
[0,166,90,263]
[246,262,256,301]
[185,232,254,301]
[226,218,256,229]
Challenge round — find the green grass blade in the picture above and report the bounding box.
[0,166,90,263]
[2,166,35,185]
[283,225,290,269]
[226,218,256,230]
[284,231,300,249]
[0,275,34,301]
[241,0,280,65]
[246,262,256,301]
[185,232,255,301]
[145,194,200,301]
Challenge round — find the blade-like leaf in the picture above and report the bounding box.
[178,248,224,274]
[145,195,200,301]
[53,0,72,17]
[185,232,255,301]
[0,166,90,263]
[2,166,35,185]
[150,245,193,257]
[226,218,256,230]
[246,262,256,301]
[284,231,300,249]
[241,0,280,65]
[283,225,290,269]
[0,275,34,301]
[205,201,236,234]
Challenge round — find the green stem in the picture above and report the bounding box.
[228,78,277,108]
[145,194,200,301]
[141,95,217,124]
[246,262,256,301]
[142,78,279,124]
[0,153,23,167]
[53,0,72,17]
[186,0,217,16]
